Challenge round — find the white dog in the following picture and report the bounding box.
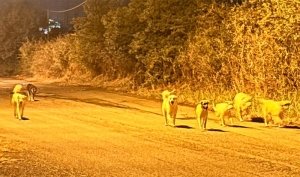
[162,92,178,127]
[213,102,234,126]
[11,93,27,120]
[258,99,291,127]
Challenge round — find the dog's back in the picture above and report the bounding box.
[234,92,252,105]
[258,99,291,115]
[26,84,37,94]
[213,102,233,116]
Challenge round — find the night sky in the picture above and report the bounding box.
[32,0,86,30]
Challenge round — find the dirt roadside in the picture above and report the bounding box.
[1,78,300,177]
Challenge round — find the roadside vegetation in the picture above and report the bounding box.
[2,0,300,122]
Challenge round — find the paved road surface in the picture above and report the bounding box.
[1,78,300,177]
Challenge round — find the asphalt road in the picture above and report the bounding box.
[1,78,300,177]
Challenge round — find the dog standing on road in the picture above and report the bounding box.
[162,90,178,127]
[233,92,252,122]
[258,99,291,127]
[213,102,234,126]
[195,100,209,130]
[26,84,37,102]
[11,92,27,120]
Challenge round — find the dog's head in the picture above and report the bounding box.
[13,84,23,93]
[168,95,178,105]
[199,100,209,109]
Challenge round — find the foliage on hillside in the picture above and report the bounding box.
[18,0,300,118]
[0,0,46,75]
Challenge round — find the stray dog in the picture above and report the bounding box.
[26,84,37,102]
[233,92,252,122]
[195,100,209,130]
[162,92,178,127]
[258,99,291,127]
[213,102,234,126]
[11,93,27,120]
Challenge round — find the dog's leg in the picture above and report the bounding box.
[32,94,34,101]
[278,112,284,127]
[263,111,269,126]
[220,114,226,126]
[171,113,176,127]
[162,104,168,126]
[20,102,25,119]
[229,117,234,125]
[237,107,244,122]
[203,115,208,130]
[13,103,17,118]
[196,115,201,129]
[165,113,169,126]
[200,117,203,129]
[162,110,168,126]
[16,101,21,120]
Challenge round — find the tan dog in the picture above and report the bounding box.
[258,99,291,127]
[11,93,27,120]
[233,92,252,122]
[162,93,178,127]
[195,100,209,130]
[213,102,234,126]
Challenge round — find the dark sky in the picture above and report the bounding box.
[32,0,86,29]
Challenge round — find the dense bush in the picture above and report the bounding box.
[18,0,300,118]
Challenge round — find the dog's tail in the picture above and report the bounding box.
[161,89,176,100]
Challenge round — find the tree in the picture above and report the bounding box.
[102,0,147,79]
[0,0,46,74]
[129,0,202,87]
[71,0,128,78]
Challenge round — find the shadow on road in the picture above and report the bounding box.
[227,125,251,128]
[207,128,227,132]
[177,117,195,120]
[281,125,300,129]
[21,117,30,120]
[250,117,264,123]
[175,125,193,129]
